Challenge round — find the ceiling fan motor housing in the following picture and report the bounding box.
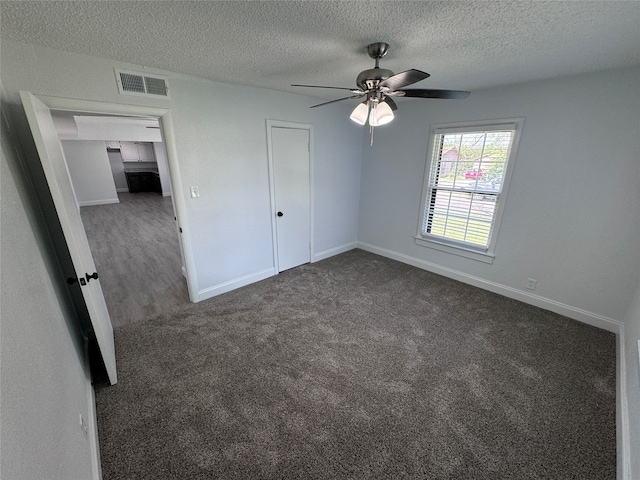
[357,42,393,91]
[292,40,470,113]
[356,67,394,91]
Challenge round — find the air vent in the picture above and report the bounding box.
[115,68,170,99]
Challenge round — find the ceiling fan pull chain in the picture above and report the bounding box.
[370,125,375,146]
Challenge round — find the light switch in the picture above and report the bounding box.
[190,186,199,198]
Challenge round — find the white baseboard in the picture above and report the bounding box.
[87,381,102,480]
[617,327,631,480]
[357,241,622,334]
[195,239,359,302]
[162,192,172,197]
[314,242,357,262]
[79,198,120,207]
[116,188,129,193]
[83,342,102,480]
[197,267,275,302]
[357,241,629,479]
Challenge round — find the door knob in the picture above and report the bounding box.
[67,272,98,286]
[277,211,283,217]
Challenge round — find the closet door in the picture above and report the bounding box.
[271,126,311,272]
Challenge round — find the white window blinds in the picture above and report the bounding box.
[419,122,520,253]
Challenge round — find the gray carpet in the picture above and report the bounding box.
[95,249,616,479]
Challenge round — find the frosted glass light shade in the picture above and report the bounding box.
[369,101,394,126]
[350,102,369,125]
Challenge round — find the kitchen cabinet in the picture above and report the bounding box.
[137,143,155,161]
[120,142,155,162]
[120,142,139,161]
[125,170,161,193]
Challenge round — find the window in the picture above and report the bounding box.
[416,118,523,262]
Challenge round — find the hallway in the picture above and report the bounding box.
[81,192,189,328]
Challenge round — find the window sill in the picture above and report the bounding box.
[414,236,495,264]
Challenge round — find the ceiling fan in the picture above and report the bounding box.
[292,42,470,137]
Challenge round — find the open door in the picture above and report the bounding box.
[20,91,117,385]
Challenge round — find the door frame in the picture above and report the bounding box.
[266,120,314,273]
[25,93,198,303]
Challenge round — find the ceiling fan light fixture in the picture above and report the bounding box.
[349,101,369,125]
[292,42,470,137]
[369,100,394,126]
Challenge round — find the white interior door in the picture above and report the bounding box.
[20,91,117,385]
[272,126,311,272]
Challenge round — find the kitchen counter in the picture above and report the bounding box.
[123,167,159,174]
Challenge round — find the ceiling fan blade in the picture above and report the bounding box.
[379,69,430,90]
[292,84,362,93]
[309,94,365,108]
[396,89,470,99]
[383,97,398,111]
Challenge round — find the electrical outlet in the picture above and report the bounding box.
[79,414,88,440]
[526,278,537,290]
[190,186,199,198]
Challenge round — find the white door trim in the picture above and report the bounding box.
[21,93,198,302]
[266,119,314,273]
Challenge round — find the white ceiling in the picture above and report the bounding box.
[2,1,639,100]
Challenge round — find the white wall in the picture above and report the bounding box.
[61,140,119,207]
[358,67,640,325]
[1,121,98,479]
[357,68,640,478]
[7,37,634,477]
[0,38,361,480]
[165,76,362,295]
[0,39,362,301]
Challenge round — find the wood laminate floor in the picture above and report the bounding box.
[81,192,189,329]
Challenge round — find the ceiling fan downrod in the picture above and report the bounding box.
[357,42,394,91]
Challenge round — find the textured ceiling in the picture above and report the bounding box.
[2,1,639,99]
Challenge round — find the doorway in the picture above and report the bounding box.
[55,111,189,327]
[21,92,196,383]
[267,120,314,272]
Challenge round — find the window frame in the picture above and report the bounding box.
[415,118,524,263]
